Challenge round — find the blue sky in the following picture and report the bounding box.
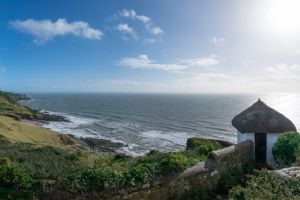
[1,0,300,93]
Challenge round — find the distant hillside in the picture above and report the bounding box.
[0,91,33,119]
[0,91,31,101]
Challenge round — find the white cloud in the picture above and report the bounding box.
[296,50,300,55]
[119,9,163,36]
[120,9,136,17]
[115,23,137,39]
[10,18,103,44]
[209,36,225,44]
[115,23,135,35]
[150,26,163,35]
[181,55,221,66]
[120,9,150,24]
[119,54,221,72]
[119,55,186,71]
[136,15,151,24]
[265,64,300,75]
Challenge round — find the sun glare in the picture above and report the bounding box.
[259,0,300,37]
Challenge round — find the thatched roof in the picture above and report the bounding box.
[232,99,297,133]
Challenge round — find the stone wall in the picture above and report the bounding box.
[111,140,254,200]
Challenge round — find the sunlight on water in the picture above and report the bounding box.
[263,93,300,130]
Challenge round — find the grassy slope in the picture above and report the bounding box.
[0,116,66,148]
[0,92,78,148]
[0,94,32,118]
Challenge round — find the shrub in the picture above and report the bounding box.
[123,163,153,186]
[160,152,188,172]
[229,170,300,200]
[186,138,221,155]
[0,157,33,189]
[60,168,108,192]
[217,163,256,194]
[273,132,300,166]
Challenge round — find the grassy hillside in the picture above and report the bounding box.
[0,91,80,150]
[0,116,69,148]
[0,93,33,119]
[0,91,31,101]
[0,92,79,148]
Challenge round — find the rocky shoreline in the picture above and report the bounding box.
[18,95,126,154]
[35,112,126,153]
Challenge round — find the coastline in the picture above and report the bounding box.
[20,94,239,156]
[34,112,128,154]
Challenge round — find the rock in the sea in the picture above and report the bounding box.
[82,137,124,152]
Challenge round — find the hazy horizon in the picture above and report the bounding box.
[1,0,300,93]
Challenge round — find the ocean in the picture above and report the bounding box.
[23,93,300,156]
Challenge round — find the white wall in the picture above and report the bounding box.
[237,131,255,160]
[237,131,280,167]
[266,133,280,166]
[237,131,255,144]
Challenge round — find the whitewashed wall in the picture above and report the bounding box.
[266,133,280,166]
[237,132,255,144]
[237,131,280,166]
[237,132,255,160]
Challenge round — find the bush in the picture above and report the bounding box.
[186,138,221,155]
[229,170,300,200]
[217,163,256,194]
[60,168,108,192]
[160,152,188,172]
[273,132,300,166]
[0,157,33,189]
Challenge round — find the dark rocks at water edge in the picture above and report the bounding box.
[17,110,70,123]
[81,137,125,152]
[34,110,70,122]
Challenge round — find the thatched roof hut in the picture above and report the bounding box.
[232,99,297,166]
[232,99,296,134]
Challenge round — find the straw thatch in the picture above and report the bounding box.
[232,99,297,133]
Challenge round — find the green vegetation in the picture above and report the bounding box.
[0,92,33,119]
[229,170,300,200]
[0,134,214,198]
[273,132,300,166]
[0,91,30,102]
[0,116,70,148]
[186,138,223,155]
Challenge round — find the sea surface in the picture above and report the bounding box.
[23,93,300,156]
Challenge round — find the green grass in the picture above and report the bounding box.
[0,116,70,148]
[0,94,33,119]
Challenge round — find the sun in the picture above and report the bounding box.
[259,0,300,37]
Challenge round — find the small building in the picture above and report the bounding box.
[232,99,297,166]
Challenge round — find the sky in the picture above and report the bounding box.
[0,0,300,93]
